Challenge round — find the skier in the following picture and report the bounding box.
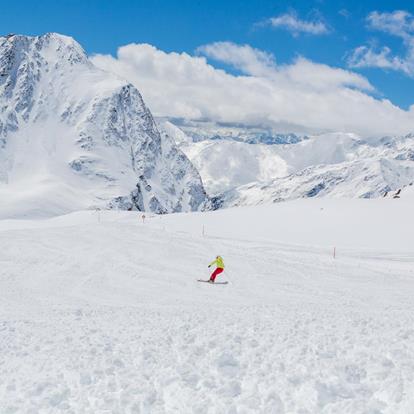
[208,255,225,283]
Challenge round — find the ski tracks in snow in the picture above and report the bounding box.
[0,213,414,413]
[1,306,414,413]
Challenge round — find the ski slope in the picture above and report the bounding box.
[1,199,414,413]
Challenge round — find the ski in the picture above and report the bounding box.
[197,280,228,285]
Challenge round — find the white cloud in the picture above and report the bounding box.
[264,12,329,36]
[198,42,373,91]
[348,45,411,73]
[368,10,414,40]
[348,10,414,77]
[91,42,414,137]
[196,42,277,77]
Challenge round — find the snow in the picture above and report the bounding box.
[0,34,207,218]
[1,32,414,414]
[1,198,414,413]
[179,139,289,194]
[158,120,414,205]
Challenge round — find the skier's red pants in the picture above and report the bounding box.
[210,267,224,282]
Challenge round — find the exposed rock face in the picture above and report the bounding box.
[159,120,414,207]
[0,33,207,218]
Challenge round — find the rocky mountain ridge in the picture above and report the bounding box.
[0,33,207,218]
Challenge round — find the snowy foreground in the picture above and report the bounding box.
[1,199,414,413]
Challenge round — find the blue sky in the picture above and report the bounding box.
[1,0,414,134]
[1,0,413,109]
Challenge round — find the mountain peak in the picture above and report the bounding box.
[0,33,208,218]
[0,32,88,67]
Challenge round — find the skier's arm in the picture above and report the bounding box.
[208,259,217,268]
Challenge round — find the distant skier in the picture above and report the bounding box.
[208,256,225,283]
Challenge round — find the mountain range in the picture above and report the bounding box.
[157,120,414,207]
[1,33,413,219]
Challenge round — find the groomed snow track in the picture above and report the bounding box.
[1,201,414,413]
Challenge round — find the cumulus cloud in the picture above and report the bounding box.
[262,12,329,36]
[348,10,414,77]
[199,42,374,91]
[196,42,277,77]
[91,42,414,137]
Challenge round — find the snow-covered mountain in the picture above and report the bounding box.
[158,120,414,207]
[157,117,307,145]
[1,33,412,218]
[0,33,207,218]
[223,157,414,207]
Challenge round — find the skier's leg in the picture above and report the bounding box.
[210,268,219,282]
[209,269,216,282]
[210,268,223,282]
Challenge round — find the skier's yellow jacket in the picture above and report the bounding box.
[210,256,225,269]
